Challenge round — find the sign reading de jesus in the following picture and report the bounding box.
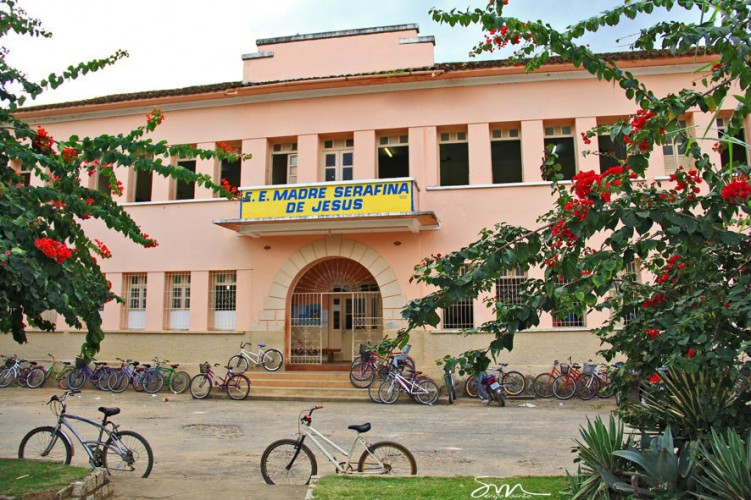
[240,179,414,219]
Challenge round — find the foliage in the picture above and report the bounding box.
[398,0,751,430]
[695,427,751,500]
[0,0,247,359]
[612,426,697,497]
[0,458,89,496]
[626,367,742,439]
[565,414,631,499]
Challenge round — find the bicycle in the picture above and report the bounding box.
[189,362,250,400]
[349,343,416,389]
[107,359,163,394]
[228,342,284,372]
[464,363,526,398]
[551,361,583,400]
[25,353,75,389]
[18,389,153,477]
[576,361,617,400]
[0,355,34,388]
[532,359,568,398]
[444,365,457,405]
[260,405,416,485]
[370,360,440,405]
[153,357,190,394]
[67,358,110,391]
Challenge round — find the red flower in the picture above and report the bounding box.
[687,348,696,359]
[34,237,73,264]
[85,198,94,205]
[721,178,751,203]
[93,239,112,259]
[61,147,77,162]
[646,328,659,339]
[648,374,661,384]
[33,127,55,152]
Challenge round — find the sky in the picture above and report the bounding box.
[4,0,701,106]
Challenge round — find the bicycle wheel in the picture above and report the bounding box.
[368,377,385,403]
[349,360,375,389]
[228,355,249,372]
[598,374,616,398]
[415,378,440,405]
[377,378,400,404]
[170,371,190,394]
[143,371,164,394]
[576,375,600,400]
[67,368,87,390]
[227,374,250,400]
[464,377,479,398]
[26,367,46,388]
[261,349,284,372]
[108,372,129,393]
[532,372,555,398]
[104,430,154,478]
[132,373,145,392]
[552,375,577,400]
[502,371,526,396]
[491,389,506,407]
[357,441,417,476]
[18,367,31,387]
[57,366,73,389]
[260,439,317,485]
[189,374,212,399]
[96,370,112,391]
[444,373,455,405]
[18,426,72,464]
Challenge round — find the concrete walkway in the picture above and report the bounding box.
[0,387,615,499]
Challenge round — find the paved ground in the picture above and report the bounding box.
[0,387,616,499]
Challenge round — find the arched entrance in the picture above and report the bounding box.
[288,258,383,366]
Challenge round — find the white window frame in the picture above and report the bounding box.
[490,127,522,184]
[270,142,298,185]
[164,272,191,330]
[122,273,147,330]
[210,271,236,331]
[377,134,409,179]
[322,138,354,182]
[662,119,690,174]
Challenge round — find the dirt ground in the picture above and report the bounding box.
[0,387,616,499]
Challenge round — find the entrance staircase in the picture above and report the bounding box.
[245,370,371,402]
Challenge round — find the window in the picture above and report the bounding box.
[544,125,577,180]
[378,134,409,178]
[552,279,585,328]
[597,133,628,173]
[442,266,473,329]
[209,271,236,331]
[496,266,525,306]
[717,118,748,168]
[491,127,522,183]
[323,138,353,182]
[122,273,147,330]
[662,120,690,174]
[174,159,196,200]
[271,143,298,185]
[439,130,469,186]
[91,168,111,195]
[132,169,153,202]
[13,160,31,186]
[164,272,190,330]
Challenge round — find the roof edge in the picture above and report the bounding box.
[256,24,420,46]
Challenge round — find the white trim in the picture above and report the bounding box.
[426,180,572,191]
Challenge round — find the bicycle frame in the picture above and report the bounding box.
[299,422,388,475]
[238,347,263,366]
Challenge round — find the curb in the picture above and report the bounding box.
[304,475,320,500]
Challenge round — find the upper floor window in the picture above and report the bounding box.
[13,160,31,186]
[271,142,298,185]
[439,130,469,186]
[490,127,522,184]
[717,118,749,168]
[91,167,111,195]
[323,138,353,182]
[131,168,153,202]
[662,120,690,174]
[544,125,577,180]
[174,158,196,200]
[597,132,628,174]
[378,134,409,178]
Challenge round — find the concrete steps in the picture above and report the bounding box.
[245,370,372,401]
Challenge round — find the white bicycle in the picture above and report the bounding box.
[228,342,284,372]
[260,405,417,485]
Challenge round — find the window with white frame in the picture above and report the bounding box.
[662,120,690,174]
[442,266,473,329]
[271,142,298,185]
[13,160,31,186]
[131,169,153,202]
[490,127,522,183]
[597,132,628,173]
[209,271,236,331]
[122,273,147,330]
[544,125,577,180]
[378,134,409,178]
[174,158,197,200]
[323,138,353,182]
[496,266,525,306]
[91,168,111,195]
[717,118,749,168]
[552,279,585,328]
[219,155,242,193]
[164,272,190,330]
[439,130,469,186]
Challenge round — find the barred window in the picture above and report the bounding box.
[210,271,236,330]
[552,279,585,328]
[442,266,473,329]
[122,273,147,330]
[164,272,190,330]
[662,120,690,174]
[496,266,525,306]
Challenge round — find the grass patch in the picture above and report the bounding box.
[0,459,90,497]
[313,475,568,499]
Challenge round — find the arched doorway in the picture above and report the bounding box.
[289,258,383,366]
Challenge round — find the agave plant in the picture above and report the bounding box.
[695,427,751,500]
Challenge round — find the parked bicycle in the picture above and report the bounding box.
[260,405,416,485]
[532,359,568,398]
[551,361,583,400]
[189,362,250,400]
[443,365,457,405]
[576,361,617,400]
[67,358,110,391]
[107,359,163,394]
[464,363,526,398]
[153,358,190,394]
[349,343,416,389]
[0,355,34,388]
[228,342,284,372]
[18,389,153,477]
[369,357,439,405]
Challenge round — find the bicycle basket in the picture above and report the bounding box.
[199,362,210,374]
[583,363,595,376]
[4,358,13,368]
[75,357,87,369]
[560,363,570,375]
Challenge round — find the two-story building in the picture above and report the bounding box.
[8,24,748,376]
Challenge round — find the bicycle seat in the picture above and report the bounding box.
[170,364,179,369]
[94,361,107,366]
[257,343,266,348]
[63,361,71,365]
[348,423,371,433]
[497,363,508,367]
[142,364,151,368]
[98,407,121,418]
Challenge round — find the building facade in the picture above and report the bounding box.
[7,24,749,376]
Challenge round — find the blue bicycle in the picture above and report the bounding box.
[107,359,163,394]
[66,358,110,391]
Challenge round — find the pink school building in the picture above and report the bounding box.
[9,24,748,376]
